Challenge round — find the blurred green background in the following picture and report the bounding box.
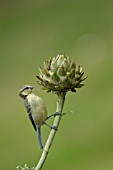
[0,0,113,169]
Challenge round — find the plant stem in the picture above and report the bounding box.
[35,92,66,170]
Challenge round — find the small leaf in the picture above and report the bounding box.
[67,68,75,79]
[50,58,58,72]
[38,67,44,75]
[80,75,88,81]
[76,84,84,88]
[57,54,65,66]
[62,58,70,71]
[36,75,43,81]
[75,72,84,80]
[68,62,76,71]
[16,166,23,170]
[57,65,66,76]
[71,88,76,92]
[52,72,60,83]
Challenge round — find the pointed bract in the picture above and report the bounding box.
[37,54,87,92]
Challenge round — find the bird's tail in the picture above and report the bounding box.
[36,126,43,149]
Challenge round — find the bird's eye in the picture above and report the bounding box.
[25,87,29,90]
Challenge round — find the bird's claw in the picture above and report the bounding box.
[46,112,61,120]
[53,112,61,117]
[51,126,58,131]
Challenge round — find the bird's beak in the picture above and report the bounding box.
[30,86,35,89]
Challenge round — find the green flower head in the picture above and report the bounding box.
[37,54,87,93]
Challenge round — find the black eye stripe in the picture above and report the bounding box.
[25,87,29,90]
[21,86,29,92]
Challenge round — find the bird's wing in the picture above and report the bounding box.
[29,113,43,149]
[24,99,37,131]
[28,113,37,131]
[24,99,31,113]
[36,125,43,149]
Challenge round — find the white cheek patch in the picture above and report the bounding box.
[22,89,31,95]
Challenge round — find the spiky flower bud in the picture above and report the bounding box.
[36,54,87,93]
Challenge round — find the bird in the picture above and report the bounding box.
[19,85,49,149]
[19,85,59,149]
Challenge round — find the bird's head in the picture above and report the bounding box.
[19,85,34,99]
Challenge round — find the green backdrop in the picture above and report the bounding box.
[0,0,113,169]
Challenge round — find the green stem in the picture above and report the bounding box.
[35,92,66,170]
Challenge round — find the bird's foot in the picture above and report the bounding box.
[53,112,61,117]
[47,112,61,120]
[50,126,58,131]
[44,122,58,130]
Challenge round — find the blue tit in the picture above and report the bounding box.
[19,85,48,149]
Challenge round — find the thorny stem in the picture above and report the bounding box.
[35,92,66,170]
